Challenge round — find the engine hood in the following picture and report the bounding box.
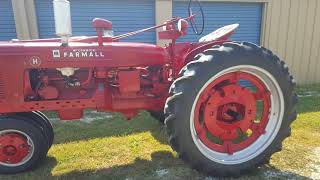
[0,41,169,68]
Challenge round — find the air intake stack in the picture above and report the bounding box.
[53,0,72,45]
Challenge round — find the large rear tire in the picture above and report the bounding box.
[165,42,297,176]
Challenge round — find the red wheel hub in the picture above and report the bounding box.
[194,72,271,154]
[0,133,29,164]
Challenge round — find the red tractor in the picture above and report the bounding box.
[0,0,297,176]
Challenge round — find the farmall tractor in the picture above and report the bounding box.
[0,0,297,177]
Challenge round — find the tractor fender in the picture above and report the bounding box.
[183,40,228,65]
[183,24,239,65]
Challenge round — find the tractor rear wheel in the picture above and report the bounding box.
[165,42,297,176]
[0,117,48,174]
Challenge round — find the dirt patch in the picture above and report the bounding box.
[49,111,113,123]
[156,169,169,177]
[298,91,320,98]
[80,111,113,123]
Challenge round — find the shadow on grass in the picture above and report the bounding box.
[297,84,320,113]
[13,151,310,180]
[297,96,320,113]
[1,108,315,179]
[49,111,168,145]
[0,151,311,180]
[0,157,58,180]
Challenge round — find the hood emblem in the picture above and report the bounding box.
[29,56,42,66]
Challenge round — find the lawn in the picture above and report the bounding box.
[1,85,320,180]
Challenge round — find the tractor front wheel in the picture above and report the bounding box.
[14,111,54,150]
[165,42,297,176]
[0,117,48,174]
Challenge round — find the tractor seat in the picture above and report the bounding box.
[199,24,239,43]
[92,18,112,30]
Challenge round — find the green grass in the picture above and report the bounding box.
[1,85,320,180]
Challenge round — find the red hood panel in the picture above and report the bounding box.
[0,41,168,67]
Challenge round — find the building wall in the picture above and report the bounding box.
[262,0,320,84]
[9,0,320,84]
[0,0,17,40]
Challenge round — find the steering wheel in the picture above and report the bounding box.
[188,0,205,35]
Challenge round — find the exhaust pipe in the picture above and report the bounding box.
[53,0,72,45]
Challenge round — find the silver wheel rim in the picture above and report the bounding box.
[0,129,35,167]
[190,65,285,165]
